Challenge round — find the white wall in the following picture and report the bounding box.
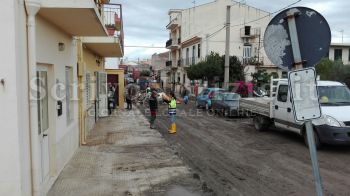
[179,0,272,65]
[329,45,350,65]
[36,15,79,179]
[0,0,31,195]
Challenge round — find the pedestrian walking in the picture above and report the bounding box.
[148,90,158,129]
[163,91,177,134]
[125,84,135,110]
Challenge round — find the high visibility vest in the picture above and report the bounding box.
[168,98,176,115]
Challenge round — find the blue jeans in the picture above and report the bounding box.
[169,114,176,124]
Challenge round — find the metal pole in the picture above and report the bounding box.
[224,6,231,89]
[287,9,323,196]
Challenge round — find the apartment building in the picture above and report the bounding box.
[166,0,274,88]
[329,43,350,65]
[0,0,123,195]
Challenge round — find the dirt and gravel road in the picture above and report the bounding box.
[140,101,350,196]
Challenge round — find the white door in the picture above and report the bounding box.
[37,65,50,182]
[273,84,299,132]
[97,72,108,117]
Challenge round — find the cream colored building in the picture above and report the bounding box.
[166,0,275,88]
[329,43,350,65]
[0,0,123,195]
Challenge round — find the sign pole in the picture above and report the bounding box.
[286,9,323,196]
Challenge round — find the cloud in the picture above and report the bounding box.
[110,0,350,60]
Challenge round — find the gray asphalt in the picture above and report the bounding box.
[140,101,350,196]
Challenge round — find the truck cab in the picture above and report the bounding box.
[271,79,350,147]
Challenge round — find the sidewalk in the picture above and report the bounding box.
[48,108,203,196]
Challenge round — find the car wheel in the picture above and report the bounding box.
[303,129,322,149]
[195,101,200,109]
[253,115,270,132]
[205,103,209,110]
[224,109,229,117]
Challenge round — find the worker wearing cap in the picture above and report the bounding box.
[163,91,177,134]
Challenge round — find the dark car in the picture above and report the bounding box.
[212,92,240,116]
[196,88,225,109]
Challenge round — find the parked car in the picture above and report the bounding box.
[196,88,225,109]
[212,92,241,116]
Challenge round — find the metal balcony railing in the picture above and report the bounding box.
[240,56,264,65]
[166,61,172,67]
[166,39,173,48]
[95,2,124,54]
[177,60,181,66]
[240,27,260,38]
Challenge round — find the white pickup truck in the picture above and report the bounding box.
[240,79,350,148]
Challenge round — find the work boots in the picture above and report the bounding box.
[168,123,176,134]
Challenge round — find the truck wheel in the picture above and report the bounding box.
[303,129,322,149]
[253,115,270,132]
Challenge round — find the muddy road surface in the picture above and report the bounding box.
[140,101,350,196]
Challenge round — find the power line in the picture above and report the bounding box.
[124,45,165,48]
[202,0,302,41]
[230,0,302,27]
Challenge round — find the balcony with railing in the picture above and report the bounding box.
[37,0,115,36]
[166,18,179,30]
[240,26,260,38]
[80,2,124,57]
[166,38,180,50]
[240,56,264,66]
[100,3,124,55]
[166,61,172,67]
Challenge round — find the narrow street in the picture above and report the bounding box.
[140,101,350,196]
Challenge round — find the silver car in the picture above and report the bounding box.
[211,92,240,117]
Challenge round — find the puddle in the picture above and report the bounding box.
[165,186,200,196]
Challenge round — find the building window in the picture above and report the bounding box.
[85,73,91,108]
[65,67,74,125]
[192,45,196,65]
[334,49,342,61]
[243,45,252,64]
[198,44,201,58]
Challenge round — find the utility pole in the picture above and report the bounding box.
[224,6,231,89]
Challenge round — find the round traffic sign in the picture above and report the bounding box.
[264,7,331,70]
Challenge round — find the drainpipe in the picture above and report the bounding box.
[77,38,86,145]
[25,0,41,195]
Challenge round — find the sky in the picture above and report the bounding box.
[110,0,350,62]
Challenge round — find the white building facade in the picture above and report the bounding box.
[329,43,350,65]
[166,0,275,89]
[0,0,123,195]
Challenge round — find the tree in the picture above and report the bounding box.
[251,69,271,86]
[140,70,151,77]
[186,52,244,85]
[316,58,350,87]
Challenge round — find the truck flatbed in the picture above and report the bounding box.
[240,97,273,118]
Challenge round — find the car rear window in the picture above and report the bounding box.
[225,94,240,100]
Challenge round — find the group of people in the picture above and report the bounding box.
[148,89,177,134]
[125,83,193,134]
